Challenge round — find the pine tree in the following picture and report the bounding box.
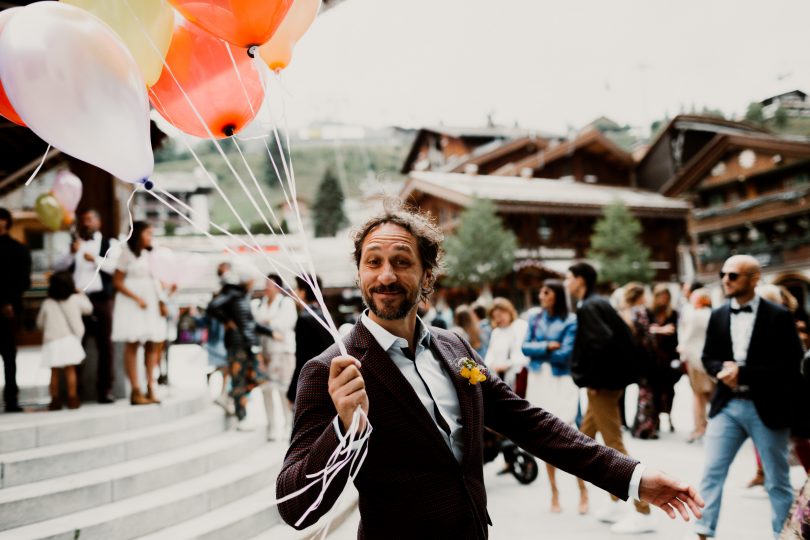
[588,201,653,285]
[312,168,348,237]
[444,198,517,288]
[745,102,765,125]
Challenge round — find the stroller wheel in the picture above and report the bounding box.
[511,451,539,485]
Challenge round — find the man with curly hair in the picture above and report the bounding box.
[277,202,703,538]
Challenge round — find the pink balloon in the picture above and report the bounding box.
[51,170,83,213]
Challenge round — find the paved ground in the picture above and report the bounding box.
[4,348,805,539]
[328,378,807,539]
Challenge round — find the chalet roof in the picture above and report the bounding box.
[512,128,634,173]
[401,126,529,174]
[638,114,771,168]
[661,133,810,196]
[760,89,807,106]
[447,135,553,174]
[401,171,690,218]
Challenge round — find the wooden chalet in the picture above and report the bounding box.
[401,171,690,309]
[644,117,810,307]
[399,125,551,174]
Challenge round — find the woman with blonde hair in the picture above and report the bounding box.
[484,297,528,391]
[620,283,660,439]
[649,284,681,432]
[678,288,714,443]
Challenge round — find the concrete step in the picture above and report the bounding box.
[0,389,209,454]
[0,383,50,407]
[139,482,359,540]
[0,429,267,530]
[0,443,286,540]
[246,486,360,540]
[0,405,226,487]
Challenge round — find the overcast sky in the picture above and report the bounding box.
[273,0,810,135]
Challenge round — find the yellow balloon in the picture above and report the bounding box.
[61,0,173,86]
[259,0,321,71]
[35,194,65,231]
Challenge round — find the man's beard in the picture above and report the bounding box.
[362,284,419,321]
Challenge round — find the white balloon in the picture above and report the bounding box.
[149,247,207,287]
[0,2,153,184]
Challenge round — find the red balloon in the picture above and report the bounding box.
[168,0,294,48]
[149,19,264,139]
[0,8,25,126]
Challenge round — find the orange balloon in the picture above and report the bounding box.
[62,211,75,227]
[168,0,294,48]
[149,19,264,139]
[0,8,25,126]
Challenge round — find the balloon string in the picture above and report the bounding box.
[149,86,313,293]
[150,86,335,339]
[24,144,51,186]
[228,44,299,254]
[153,187,318,305]
[81,185,138,292]
[230,44,344,346]
[148,187,344,346]
[123,0,284,282]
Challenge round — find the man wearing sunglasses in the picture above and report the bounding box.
[688,255,804,540]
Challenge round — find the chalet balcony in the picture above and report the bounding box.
[690,185,810,234]
[698,230,810,275]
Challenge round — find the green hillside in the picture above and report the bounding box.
[155,138,409,231]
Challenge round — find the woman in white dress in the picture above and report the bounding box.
[112,221,167,405]
[521,280,588,514]
[483,297,528,391]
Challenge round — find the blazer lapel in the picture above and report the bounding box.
[351,323,457,464]
[431,333,480,470]
[717,305,733,359]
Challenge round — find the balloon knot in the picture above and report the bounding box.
[223,125,236,137]
[247,46,258,59]
[142,179,154,190]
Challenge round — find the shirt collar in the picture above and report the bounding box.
[360,310,432,353]
[730,295,760,312]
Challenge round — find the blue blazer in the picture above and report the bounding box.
[522,311,577,377]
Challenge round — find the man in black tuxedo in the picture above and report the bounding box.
[689,255,804,540]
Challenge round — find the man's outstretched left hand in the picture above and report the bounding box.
[639,468,704,521]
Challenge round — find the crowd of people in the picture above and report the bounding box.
[391,258,809,537]
[1,202,809,538]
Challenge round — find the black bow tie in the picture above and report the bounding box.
[731,305,753,315]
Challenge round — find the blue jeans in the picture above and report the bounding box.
[694,399,792,538]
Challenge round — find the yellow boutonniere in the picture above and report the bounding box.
[457,357,487,385]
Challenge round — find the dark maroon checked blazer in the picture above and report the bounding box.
[276,322,638,539]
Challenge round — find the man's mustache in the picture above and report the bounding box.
[371,285,406,294]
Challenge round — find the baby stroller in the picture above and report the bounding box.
[483,429,538,485]
[482,367,538,485]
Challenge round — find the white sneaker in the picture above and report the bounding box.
[214,394,235,416]
[610,511,657,534]
[595,499,624,523]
